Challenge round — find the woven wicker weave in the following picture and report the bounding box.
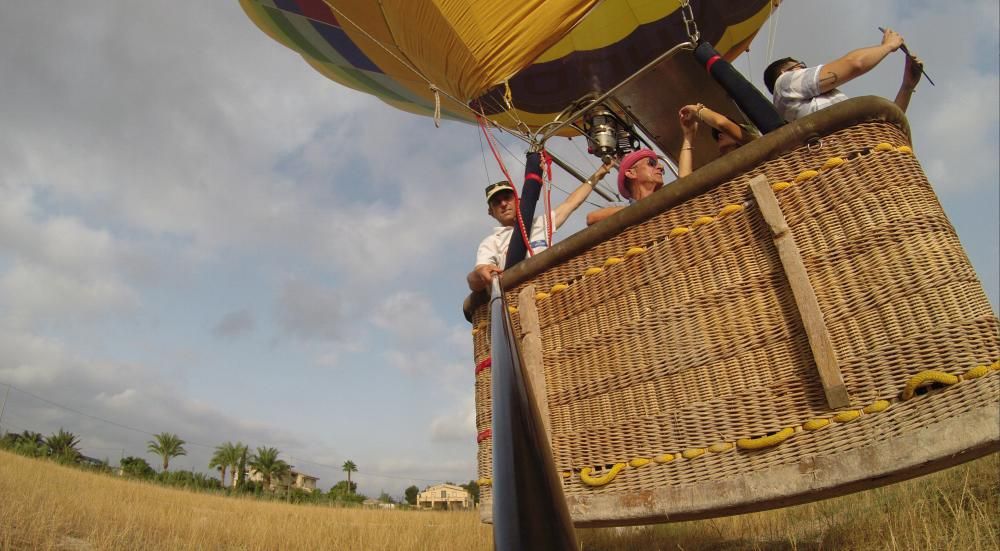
[467,98,999,526]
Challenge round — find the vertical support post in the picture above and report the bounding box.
[517,285,552,442]
[749,175,851,409]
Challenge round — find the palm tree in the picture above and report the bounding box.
[235,446,248,489]
[20,430,45,446]
[209,446,228,486]
[45,428,81,461]
[248,446,290,492]
[342,460,358,494]
[209,441,246,488]
[229,442,248,488]
[147,432,187,471]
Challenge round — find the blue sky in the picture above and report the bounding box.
[0,1,996,499]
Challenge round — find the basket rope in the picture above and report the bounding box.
[474,358,997,489]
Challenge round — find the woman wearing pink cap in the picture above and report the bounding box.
[585,148,664,226]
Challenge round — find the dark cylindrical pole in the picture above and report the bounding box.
[489,278,577,551]
[694,42,785,134]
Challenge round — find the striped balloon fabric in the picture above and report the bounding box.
[240,0,776,133]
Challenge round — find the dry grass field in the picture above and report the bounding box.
[1,449,997,550]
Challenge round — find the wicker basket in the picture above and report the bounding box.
[465,97,999,526]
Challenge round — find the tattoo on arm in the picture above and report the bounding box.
[819,71,839,86]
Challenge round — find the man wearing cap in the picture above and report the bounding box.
[763,27,922,122]
[467,161,615,291]
[585,149,663,227]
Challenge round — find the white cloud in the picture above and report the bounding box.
[428,398,477,444]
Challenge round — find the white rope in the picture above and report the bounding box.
[765,0,781,63]
[430,84,441,128]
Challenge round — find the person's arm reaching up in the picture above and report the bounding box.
[813,28,904,94]
[894,54,923,113]
[552,159,616,229]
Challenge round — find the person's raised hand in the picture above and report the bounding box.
[881,28,904,52]
[678,106,699,136]
[903,54,923,89]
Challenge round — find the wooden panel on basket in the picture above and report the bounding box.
[518,285,553,442]
[750,175,850,409]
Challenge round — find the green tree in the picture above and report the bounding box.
[209,446,228,486]
[461,480,481,505]
[228,442,248,488]
[248,446,290,492]
[45,428,81,462]
[120,456,155,478]
[147,432,187,471]
[234,446,248,490]
[210,442,245,487]
[404,485,419,505]
[342,460,358,494]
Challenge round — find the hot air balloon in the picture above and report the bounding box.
[241,1,1000,541]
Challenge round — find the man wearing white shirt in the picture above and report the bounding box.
[764,27,922,122]
[467,161,613,292]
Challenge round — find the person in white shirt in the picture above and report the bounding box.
[467,161,614,292]
[764,27,923,122]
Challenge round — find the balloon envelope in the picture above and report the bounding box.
[240,0,777,133]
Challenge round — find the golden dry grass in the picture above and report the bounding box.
[1,449,997,550]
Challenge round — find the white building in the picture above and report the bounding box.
[416,483,472,510]
[246,468,319,493]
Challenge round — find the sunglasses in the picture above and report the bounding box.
[785,61,806,71]
[644,157,661,168]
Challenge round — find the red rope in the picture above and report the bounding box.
[475,357,492,375]
[477,115,534,257]
[476,428,492,443]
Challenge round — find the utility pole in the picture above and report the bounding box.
[0,384,10,436]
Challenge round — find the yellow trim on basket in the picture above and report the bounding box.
[653,453,675,463]
[803,418,830,431]
[691,216,716,227]
[833,410,862,423]
[628,458,651,467]
[874,142,894,151]
[896,145,913,154]
[771,181,792,192]
[580,463,627,487]
[863,400,891,413]
[550,283,569,294]
[584,267,603,276]
[794,170,819,182]
[625,247,646,257]
[963,365,990,380]
[669,227,691,237]
[719,204,744,217]
[708,442,734,453]
[478,478,491,486]
[821,157,846,170]
[737,428,795,450]
[902,370,959,400]
[535,292,550,301]
[604,257,624,267]
[682,448,706,459]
